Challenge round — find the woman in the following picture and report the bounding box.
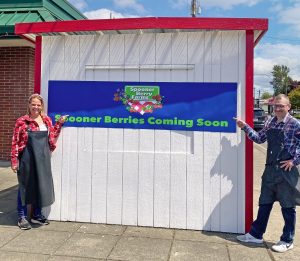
[11,94,68,230]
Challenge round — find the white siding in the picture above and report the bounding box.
[186,32,205,230]
[42,31,246,233]
[138,34,156,227]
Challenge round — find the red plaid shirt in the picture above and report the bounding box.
[11,114,63,168]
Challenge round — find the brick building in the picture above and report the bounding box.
[0,0,85,161]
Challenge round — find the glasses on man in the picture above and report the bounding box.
[273,104,287,109]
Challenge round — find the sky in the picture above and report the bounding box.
[68,0,300,98]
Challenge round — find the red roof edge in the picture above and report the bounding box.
[15,17,268,36]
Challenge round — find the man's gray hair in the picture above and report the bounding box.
[275,94,290,104]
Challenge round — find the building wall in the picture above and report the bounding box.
[0,47,35,161]
[41,31,246,233]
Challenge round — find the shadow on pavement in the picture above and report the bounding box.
[201,231,267,249]
[0,185,18,227]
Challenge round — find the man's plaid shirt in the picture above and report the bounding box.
[243,113,300,166]
[11,114,63,168]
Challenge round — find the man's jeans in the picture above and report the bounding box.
[249,203,296,243]
[17,189,42,219]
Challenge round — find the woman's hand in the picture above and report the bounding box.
[11,166,17,173]
[233,117,246,128]
[58,115,69,123]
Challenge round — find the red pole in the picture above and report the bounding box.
[245,30,254,232]
[34,36,42,94]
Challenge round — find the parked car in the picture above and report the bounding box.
[254,107,268,130]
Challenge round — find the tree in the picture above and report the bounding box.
[288,87,300,109]
[260,91,272,99]
[270,65,293,95]
[289,80,300,91]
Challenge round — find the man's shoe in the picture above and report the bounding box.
[31,215,49,225]
[271,241,294,253]
[236,233,263,244]
[18,218,32,230]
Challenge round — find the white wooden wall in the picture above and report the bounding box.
[41,31,246,233]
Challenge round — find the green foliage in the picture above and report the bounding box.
[260,91,272,99]
[270,65,293,95]
[288,87,300,109]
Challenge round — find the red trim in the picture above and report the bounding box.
[245,30,254,232]
[34,36,42,94]
[254,30,267,47]
[15,17,268,35]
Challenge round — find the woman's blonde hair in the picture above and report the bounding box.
[27,93,45,115]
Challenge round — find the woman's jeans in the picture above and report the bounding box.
[17,188,42,219]
[249,203,296,243]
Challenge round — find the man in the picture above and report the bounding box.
[235,94,300,253]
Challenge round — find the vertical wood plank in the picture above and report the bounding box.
[186,31,205,230]
[106,119,124,224]
[219,31,240,232]
[94,35,109,81]
[92,34,111,222]
[46,36,65,109]
[57,36,80,222]
[122,152,138,225]
[140,33,155,81]
[208,31,222,232]
[155,33,171,81]
[202,31,213,230]
[169,32,188,229]
[76,128,93,222]
[60,128,78,221]
[47,134,63,220]
[65,36,80,80]
[121,34,140,225]
[124,34,140,81]
[153,33,172,228]
[79,35,94,81]
[106,34,125,224]
[46,36,65,219]
[137,34,156,226]
[202,31,222,231]
[107,151,123,224]
[91,128,108,223]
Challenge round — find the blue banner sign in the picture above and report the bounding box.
[48,81,237,133]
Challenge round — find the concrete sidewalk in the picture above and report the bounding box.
[0,145,299,260]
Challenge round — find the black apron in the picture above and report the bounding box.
[259,123,300,207]
[17,129,55,208]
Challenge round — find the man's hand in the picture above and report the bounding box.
[280,160,294,172]
[233,117,246,129]
[11,166,17,173]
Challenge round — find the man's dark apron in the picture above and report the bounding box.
[17,129,55,207]
[260,122,300,207]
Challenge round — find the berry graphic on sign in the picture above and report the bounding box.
[114,86,164,115]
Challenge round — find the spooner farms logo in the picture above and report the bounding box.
[114,85,163,115]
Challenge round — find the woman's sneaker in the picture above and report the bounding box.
[18,218,32,230]
[31,215,49,225]
[236,233,263,243]
[271,241,294,253]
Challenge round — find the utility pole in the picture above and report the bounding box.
[191,0,197,17]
